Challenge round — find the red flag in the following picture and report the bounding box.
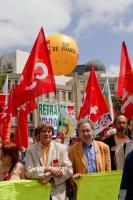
[0,85,17,142]
[19,99,37,115]
[120,42,133,119]
[117,41,127,97]
[1,119,11,144]
[8,85,17,117]
[14,99,37,148]
[78,66,112,135]
[14,111,28,148]
[15,27,56,107]
[0,95,6,121]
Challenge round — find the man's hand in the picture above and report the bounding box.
[45,166,63,177]
[39,172,53,184]
[73,173,81,179]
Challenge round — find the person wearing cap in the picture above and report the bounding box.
[25,123,73,200]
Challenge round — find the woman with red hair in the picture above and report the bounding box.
[0,142,25,181]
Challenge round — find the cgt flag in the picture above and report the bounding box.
[120,42,133,119]
[14,27,56,107]
[78,66,112,136]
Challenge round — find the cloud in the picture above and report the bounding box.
[0,0,133,49]
[0,0,73,48]
[106,64,119,77]
[73,0,133,36]
[113,20,133,33]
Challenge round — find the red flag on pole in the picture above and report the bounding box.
[78,66,112,135]
[0,95,6,122]
[15,27,56,107]
[117,41,127,97]
[14,111,28,148]
[0,85,16,143]
[120,42,133,119]
[14,99,37,148]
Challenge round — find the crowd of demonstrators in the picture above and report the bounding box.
[0,143,25,181]
[104,115,129,170]
[0,115,133,199]
[25,123,73,200]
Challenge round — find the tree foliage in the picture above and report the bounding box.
[0,74,6,93]
[112,95,122,115]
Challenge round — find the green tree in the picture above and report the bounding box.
[112,95,122,114]
[0,74,6,93]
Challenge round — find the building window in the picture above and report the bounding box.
[45,93,50,99]
[15,80,18,86]
[8,80,11,91]
[110,84,115,91]
[81,91,84,100]
[100,84,104,89]
[68,91,73,101]
[51,92,56,100]
[55,91,59,100]
[29,129,34,137]
[28,112,34,122]
[61,91,66,101]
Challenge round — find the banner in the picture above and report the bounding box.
[38,102,75,132]
[0,180,51,200]
[58,109,77,144]
[75,171,122,200]
[0,172,122,200]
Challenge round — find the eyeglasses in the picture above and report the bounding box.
[79,129,92,134]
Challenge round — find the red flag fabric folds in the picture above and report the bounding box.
[79,66,112,135]
[15,27,56,107]
[14,99,37,148]
[117,41,127,97]
[120,42,133,119]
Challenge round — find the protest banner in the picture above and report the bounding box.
[75,171,122,200]
[38,102,75,133]
[0,180,51,200]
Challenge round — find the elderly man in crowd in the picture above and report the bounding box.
[104,115,129,170]
[68,118,111,176]
[117,118,133,170]
[25,123,73,200]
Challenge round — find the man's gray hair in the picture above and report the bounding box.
[77,118,93,135]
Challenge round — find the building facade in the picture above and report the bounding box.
[1,51,118,137]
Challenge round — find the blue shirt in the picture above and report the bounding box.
[83,142,97,173]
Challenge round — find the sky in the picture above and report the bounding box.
[1,0,133,76]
